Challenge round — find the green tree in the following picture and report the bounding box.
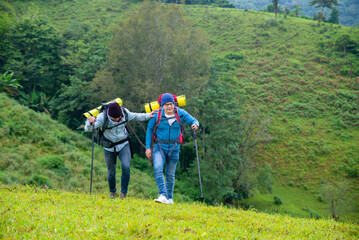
[0,3,14,70]
[327,8,339,24]
[293,4,304,16]
[320,181,352,221]
[256,162,274,194]
[335,34,358,54]
[273,0,281,21]
[187,57,271,203]
[191,74,244,202]
[309,0,339,26]
[284,6,291,15]
[2,10,65,96]
[51,21,109,129]
[266,4,274,12]
[97,1,210,110]
[51,77,92,129]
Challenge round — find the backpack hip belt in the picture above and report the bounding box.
[155,138,180,158]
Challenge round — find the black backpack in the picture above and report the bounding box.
[94,104,130,149]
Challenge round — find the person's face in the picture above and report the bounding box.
[163,102,174,114]
[110,116,121,122]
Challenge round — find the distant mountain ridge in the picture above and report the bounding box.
[229,0,359,26]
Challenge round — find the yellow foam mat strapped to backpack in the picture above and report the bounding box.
[144,95,186,113]
[83,98,123,118]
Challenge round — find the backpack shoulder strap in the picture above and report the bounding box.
[102,107,109,130]
[122,107,128,122]
[174,107,182,125]
[156,107,163,126]
[175,107,185,144]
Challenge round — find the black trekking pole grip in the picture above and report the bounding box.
[193,129,203,198]
[90,123,95,195]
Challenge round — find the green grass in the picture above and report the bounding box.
[240,185,348,221]
[1,185,358,239]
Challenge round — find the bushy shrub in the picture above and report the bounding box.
[0,172,11,184]
[27,174,53,188]
[274,195,283,205]
[0,158,11,170]
[265,18,277,27]
[131,154,151,172]
[342,160,359,178]
[303,207,321,219]
[38,156,65,170]
[224,52,245,61]
[288,180,295,187]
[57,132,70,144]
[41,136,59,148]
[37,155,69,176]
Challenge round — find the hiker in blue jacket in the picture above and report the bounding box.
[145,93,199,204]
[85,102,155,199]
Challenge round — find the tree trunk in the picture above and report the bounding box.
[331,199,339,221]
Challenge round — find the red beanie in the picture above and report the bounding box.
[108,102,123,118]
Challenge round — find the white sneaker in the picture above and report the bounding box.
[154,194,168,204]
[167,199,174,205]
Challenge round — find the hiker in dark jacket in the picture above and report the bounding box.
[85,102,155,199]
[145,93,199,204]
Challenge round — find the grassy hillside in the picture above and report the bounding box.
[184,6,359,179]
[1,185,358,239]
[4,0,359,222]
[182,6,359,220]
[0,93,107,191]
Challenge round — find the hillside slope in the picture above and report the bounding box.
[1,185,358,239]
[183,6,359,188]
[0,93,107,191]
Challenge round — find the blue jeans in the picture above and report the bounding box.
[153,144,180,199]
[104,143,131,193]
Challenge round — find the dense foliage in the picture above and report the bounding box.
[94,1,210,110]
[1,11,65,96]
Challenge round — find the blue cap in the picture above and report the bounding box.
[160,93,175,106]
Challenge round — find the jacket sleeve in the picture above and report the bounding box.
[124,108,151,122]
[180,109,199,127]
[145,115,157,149]
[84,112,105,132]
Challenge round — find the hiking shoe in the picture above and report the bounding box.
[167,199,174,205]
[109,192,117,199]
[154,194,168,204]
[120,193,127,199]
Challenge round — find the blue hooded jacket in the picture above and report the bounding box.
[146,107,199,151]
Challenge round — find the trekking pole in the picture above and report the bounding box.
[193,129,203,198]
[90,124,95,195]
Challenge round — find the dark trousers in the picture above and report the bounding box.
[104,144,131,193]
